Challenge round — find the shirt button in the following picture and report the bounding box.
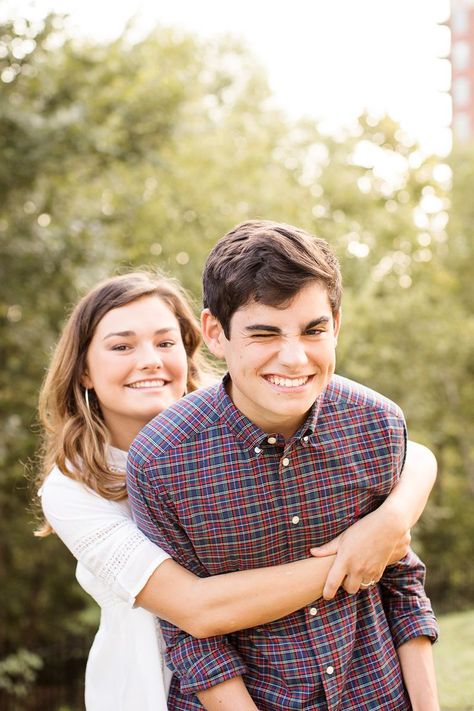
[267,436,277,444]
[291,515,300,525]
[309,607,317,616]
[302,436,309,443]
[282,457,290,466]
[254,446,262,454]
[326,666,334,675]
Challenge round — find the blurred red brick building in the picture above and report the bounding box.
[450,0,474,140]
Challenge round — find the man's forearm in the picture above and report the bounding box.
[196,676,259,710]
[397,636,440,711]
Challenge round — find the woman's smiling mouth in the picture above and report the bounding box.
[126,379,168,389]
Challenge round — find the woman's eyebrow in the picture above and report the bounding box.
[102,327,179,340]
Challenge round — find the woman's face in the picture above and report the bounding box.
[82,295,188,449]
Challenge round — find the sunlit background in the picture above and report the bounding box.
[1,1,474,710]
[4,0,452,153]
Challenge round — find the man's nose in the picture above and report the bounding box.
[278,337,309,368]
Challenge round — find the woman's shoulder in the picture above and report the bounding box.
[40,446,128,501]
[40,463,129,524]
[40,464,101,499]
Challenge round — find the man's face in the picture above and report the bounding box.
[202,282,341,439]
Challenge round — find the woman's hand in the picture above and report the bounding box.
[310,509,411,599]
[311,440,437,599]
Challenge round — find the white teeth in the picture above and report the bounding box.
[266,375,309,388]
[127,380,166,389]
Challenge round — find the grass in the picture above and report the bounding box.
[435,608,474,711]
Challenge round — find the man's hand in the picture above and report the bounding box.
[310,509,411,599]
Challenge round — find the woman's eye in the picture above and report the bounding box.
[159,341,175,349]
[111,344,131,351]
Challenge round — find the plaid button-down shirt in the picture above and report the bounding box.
[128,374,438,710]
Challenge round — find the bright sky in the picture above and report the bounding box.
[6,0,452,154]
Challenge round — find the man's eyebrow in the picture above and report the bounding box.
[305,317,330,329]
[245,324,282,334]
[102,327,179,340]
[245,317,331,334]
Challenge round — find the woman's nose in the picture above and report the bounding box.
[138,344,163,370]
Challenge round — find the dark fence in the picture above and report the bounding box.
[0,684,85,711]
[0,641,88,711]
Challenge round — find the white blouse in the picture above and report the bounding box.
[39,447,172,711]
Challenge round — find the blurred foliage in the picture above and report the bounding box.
[0,649,42,698]
[434,609,474,710]
[0,6,473,698]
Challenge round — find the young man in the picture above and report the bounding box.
[128,220,439,710]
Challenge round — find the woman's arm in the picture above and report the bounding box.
[137,442,436,628]
[377,441,437,530]
[311,440,437,599]
[136,554,334,638]
[40,466,333,638]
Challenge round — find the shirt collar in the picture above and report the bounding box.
[214,373,325,449]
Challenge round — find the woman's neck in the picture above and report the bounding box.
[105,418,143,452]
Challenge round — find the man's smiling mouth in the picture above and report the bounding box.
[264,375,310,388]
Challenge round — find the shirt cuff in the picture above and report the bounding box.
[390,610,439,648]
[169,637,247,695]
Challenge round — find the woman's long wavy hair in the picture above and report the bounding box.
[36,271,211,536]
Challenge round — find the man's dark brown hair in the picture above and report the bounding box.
[203,220,343,337]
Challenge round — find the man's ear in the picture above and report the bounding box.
[201,309,226,360]
[333,307,342,346]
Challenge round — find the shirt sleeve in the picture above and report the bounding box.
[379,412,438,645]
[379,549,439,648]
[127,455,247,694]
[40,467,170,607]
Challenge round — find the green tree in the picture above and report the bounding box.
[1,8,472,704]
[0,9,335,673]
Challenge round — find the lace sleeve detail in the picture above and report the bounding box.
[41,468,171,605]
[73,521,151,588]
[72,519,130,558]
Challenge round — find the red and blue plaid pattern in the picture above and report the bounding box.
[128,374,438,710]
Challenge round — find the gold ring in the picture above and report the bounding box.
[360,580,376,588]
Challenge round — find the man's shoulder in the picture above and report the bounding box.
[129,383,221,467]
[325,374,404,422]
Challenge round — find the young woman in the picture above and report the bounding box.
[37,271,437,711]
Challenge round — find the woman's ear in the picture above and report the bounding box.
[201,309,226,360]
[81,371,93,389]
